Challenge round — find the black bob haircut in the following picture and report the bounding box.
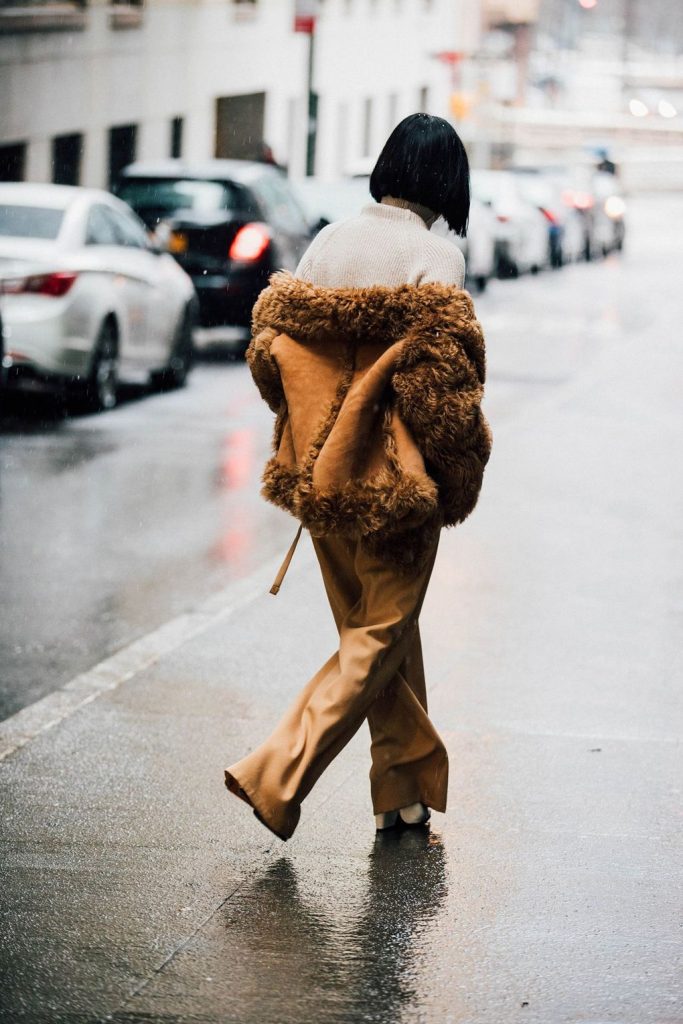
[369,113,470,236]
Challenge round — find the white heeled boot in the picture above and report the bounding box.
[398,801,431,825]
[374,801,430,831]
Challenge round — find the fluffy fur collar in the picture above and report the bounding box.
[252,271,477,347]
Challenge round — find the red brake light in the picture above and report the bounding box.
[229,223,271,262]
[3,271,78,297]
[564,190,593,211]
[574,192,594,210]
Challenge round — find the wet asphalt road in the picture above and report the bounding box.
[2,193,673,721]
[0,194,681,1023]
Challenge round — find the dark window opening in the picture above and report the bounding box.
[215,93,265,161]
[108,123,137,190]
[52,133,83,186]
[170,117,184,159]
[0,143,26,183]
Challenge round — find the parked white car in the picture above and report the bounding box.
[471,169,549,278]
[0,183,197,410]
[290,176,372,233]
[431,196,497,292]
[510,169,586,266]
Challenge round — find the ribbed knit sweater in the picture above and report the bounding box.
[295,198,466,289]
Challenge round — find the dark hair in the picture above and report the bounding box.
[369,113,470,236]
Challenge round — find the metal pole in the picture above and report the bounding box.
[305,27,318,177]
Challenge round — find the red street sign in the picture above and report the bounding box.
[294,0,318,33]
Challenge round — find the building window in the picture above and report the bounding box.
[418,85,429,112]
[0,0,87,34]
[169,117,184,159]
[52,133,83,186]
[109,0,144,30]
[108,124,137,189]
[231,0,258,19]
[0,143,26,182]
[336,100,348,175]
[215,93,265,160]
[362,97,373,158]
[387,92,398,133]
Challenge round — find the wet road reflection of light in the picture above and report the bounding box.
[219,830,448,1022]
[0,365,293,719]
[212,426,260,571]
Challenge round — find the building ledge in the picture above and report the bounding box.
[0,3,87,33]
[109,3,143,30]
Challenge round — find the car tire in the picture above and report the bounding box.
[497,256,518,279]
[154,306,195,391]
[83,320,119,412]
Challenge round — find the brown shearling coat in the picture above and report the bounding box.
[247,272,492,572]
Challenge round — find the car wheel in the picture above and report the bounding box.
[154,307,195,390]
[497,256,518,279]
[84,320,118,412]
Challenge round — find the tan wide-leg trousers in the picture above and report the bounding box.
[225,531,448,840]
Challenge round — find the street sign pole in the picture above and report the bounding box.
[294,0,319,177]
[306,27,317,176]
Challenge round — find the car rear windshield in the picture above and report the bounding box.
[116,178,237,227]
[0,204,64,239]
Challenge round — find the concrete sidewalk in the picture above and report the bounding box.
[2,260,682,1023]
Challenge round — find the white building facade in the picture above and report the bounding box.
[0,0,480,187]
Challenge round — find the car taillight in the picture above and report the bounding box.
[539,207,558,225]
[228,223,271,262]
[3,271,78,297]
[562,189,593,211]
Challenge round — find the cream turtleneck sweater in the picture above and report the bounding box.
[295,197,466,289]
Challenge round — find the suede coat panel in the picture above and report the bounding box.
[247,272,492,572]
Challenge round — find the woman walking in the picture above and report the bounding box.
[225,113,492,841]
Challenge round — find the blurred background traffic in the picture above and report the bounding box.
[1,0,679,406]
[1,0,682,716]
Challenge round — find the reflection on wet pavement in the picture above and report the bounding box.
[0,364,289,719]
[212,829,447,1023]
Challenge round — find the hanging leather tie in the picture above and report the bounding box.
[269,524,303,595]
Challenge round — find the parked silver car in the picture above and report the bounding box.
[431,196,497,292]
[290,176,373,233]
[0,183,197,410]
[471,169,549,278]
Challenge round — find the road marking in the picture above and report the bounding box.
[0,543,313,764]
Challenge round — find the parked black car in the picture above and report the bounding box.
[116,160,312,353]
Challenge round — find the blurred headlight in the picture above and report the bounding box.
[604,196,626,219]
